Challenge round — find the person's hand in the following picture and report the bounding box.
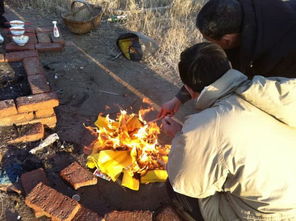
[158,97,182,118]
[161,116,182,137]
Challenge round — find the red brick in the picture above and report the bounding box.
[72,207,102,221]
[21,168,48,194]
[60,161,97,190]
[155,207,182,221]
[7,123,44,144]
[35,43,64,52]
[5,42,35,51]
[104,211,153,221]
[27,73,51,94]
[27,34,37,44]
[23,57,44,76]
[0,99,17,118]
[34,209,45,218]
[50,33,65,45]
[36,32,51,43]
[0,184,22,194]
[36,27,52,33]
[5,50,38,62]
[16,92,59,113]
[46,123,56,129]
[0,112,34,126]
[0,54,6,62]
[35,108,55,118]
[25,182,81,221]
[25,28,36,33]
[28,114,57,128]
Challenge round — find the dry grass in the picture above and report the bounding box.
[10,0,205,86]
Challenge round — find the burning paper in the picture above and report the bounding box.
[86,109,170,191]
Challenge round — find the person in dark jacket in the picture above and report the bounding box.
[0,0,10,28]
[158,0,296,118]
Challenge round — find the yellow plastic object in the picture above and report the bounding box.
[140,170,168,184]
[118,39,132,60]
[121,170,140,191]
[86,150,132,181]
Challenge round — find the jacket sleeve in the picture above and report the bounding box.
[175,86,192,104]
[167,109,229,199]
[236,76,296,128]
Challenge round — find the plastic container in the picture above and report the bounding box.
[52,21,60,38]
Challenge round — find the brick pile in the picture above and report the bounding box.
[7,123,44,144]
[0,91,59,128]
[0,27,64,143]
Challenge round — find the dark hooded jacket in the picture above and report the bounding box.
[176,0,296,103]
[227,0,296,78]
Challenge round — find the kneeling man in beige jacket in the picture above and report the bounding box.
[162,42,296,221]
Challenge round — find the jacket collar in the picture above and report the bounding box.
[195,69,248,110]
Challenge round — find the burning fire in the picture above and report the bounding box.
[86,108,171,191]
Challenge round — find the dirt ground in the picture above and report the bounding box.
[0,5,196,221]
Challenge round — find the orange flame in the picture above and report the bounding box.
[142,97,154,105]
[91,109,171,175]
[138,107,153,120]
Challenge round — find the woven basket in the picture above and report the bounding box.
[62,0,103,34]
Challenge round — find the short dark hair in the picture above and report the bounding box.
[178,42,231,92]
[196,0,242,40]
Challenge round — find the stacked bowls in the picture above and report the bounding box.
[9,20,29,46]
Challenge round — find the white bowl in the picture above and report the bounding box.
[9,20,24,28]
[12,35,29,46]
[10,26,25,36]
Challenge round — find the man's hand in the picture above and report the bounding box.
[161,117,182,137]
[158,97,182,118]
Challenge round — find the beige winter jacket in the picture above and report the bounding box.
[168,69,296,221]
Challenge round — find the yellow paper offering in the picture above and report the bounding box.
[86,110,172,191]
[140,170,168,184]
[121,170,140,191]
[87,150,132,181]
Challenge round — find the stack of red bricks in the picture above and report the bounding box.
[0,52,59,129]
[0,27,65,143]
